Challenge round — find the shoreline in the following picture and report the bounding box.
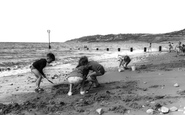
[0,47,167,77]
[0,50,168,103]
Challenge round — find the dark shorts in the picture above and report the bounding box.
[30,65,43,78]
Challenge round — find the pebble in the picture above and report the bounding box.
[174,83,179,87]
[146,109,154,114]
[79,99,83,102]
[178,109,183,112]
[170,106,178,111]
[15,65,18,69]
[52,74,59,79]
[150,101,155,104]
[96,108,104,115]
[160,106,169,114]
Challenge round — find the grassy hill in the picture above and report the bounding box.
[65,28,185,43]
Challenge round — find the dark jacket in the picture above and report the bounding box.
[32,58,47,75]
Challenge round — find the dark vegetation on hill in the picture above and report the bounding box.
[65,28,185,43]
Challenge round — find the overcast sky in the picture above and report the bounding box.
[0,0,185,42]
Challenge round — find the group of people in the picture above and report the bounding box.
[174,41,185,55]
[148,41,185,55]
[147,42,185,54]
[30,52,131,96]
[30,41,185,96]
[168,41,185,55]
[30,53,107,96]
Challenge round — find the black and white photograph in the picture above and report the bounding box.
[1,0,185,115]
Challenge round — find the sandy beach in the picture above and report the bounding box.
[1,41,185,115]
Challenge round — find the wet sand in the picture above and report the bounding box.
[1,42,185,115]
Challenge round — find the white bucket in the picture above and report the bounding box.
[131,65,136,71]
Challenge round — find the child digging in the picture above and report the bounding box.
[118,55,131,71]
[77,56,105,88]
[30,53,55,92]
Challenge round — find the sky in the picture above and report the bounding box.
[0,0,185,43]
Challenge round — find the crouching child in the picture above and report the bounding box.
[77,56,105,89]
[65,64,91,96]
[118,55,131,70]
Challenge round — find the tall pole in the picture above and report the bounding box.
[47,30,51,49]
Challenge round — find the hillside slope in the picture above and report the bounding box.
[66,28,185,43]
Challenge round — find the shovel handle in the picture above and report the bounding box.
[45,77,54,84]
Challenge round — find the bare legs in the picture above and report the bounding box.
[67,77,84,96]
[68,84,73,96]
[119,60,124,68]
[31,69,43,89]
[88,71,104,88]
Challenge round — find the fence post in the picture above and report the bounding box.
[130,47,133,52]
[144,47,147,52]
[107,48,109,51]
[159,46,162,52]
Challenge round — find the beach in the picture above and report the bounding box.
[1,41,185,115]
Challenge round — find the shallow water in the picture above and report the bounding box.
[0,42,169,77]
